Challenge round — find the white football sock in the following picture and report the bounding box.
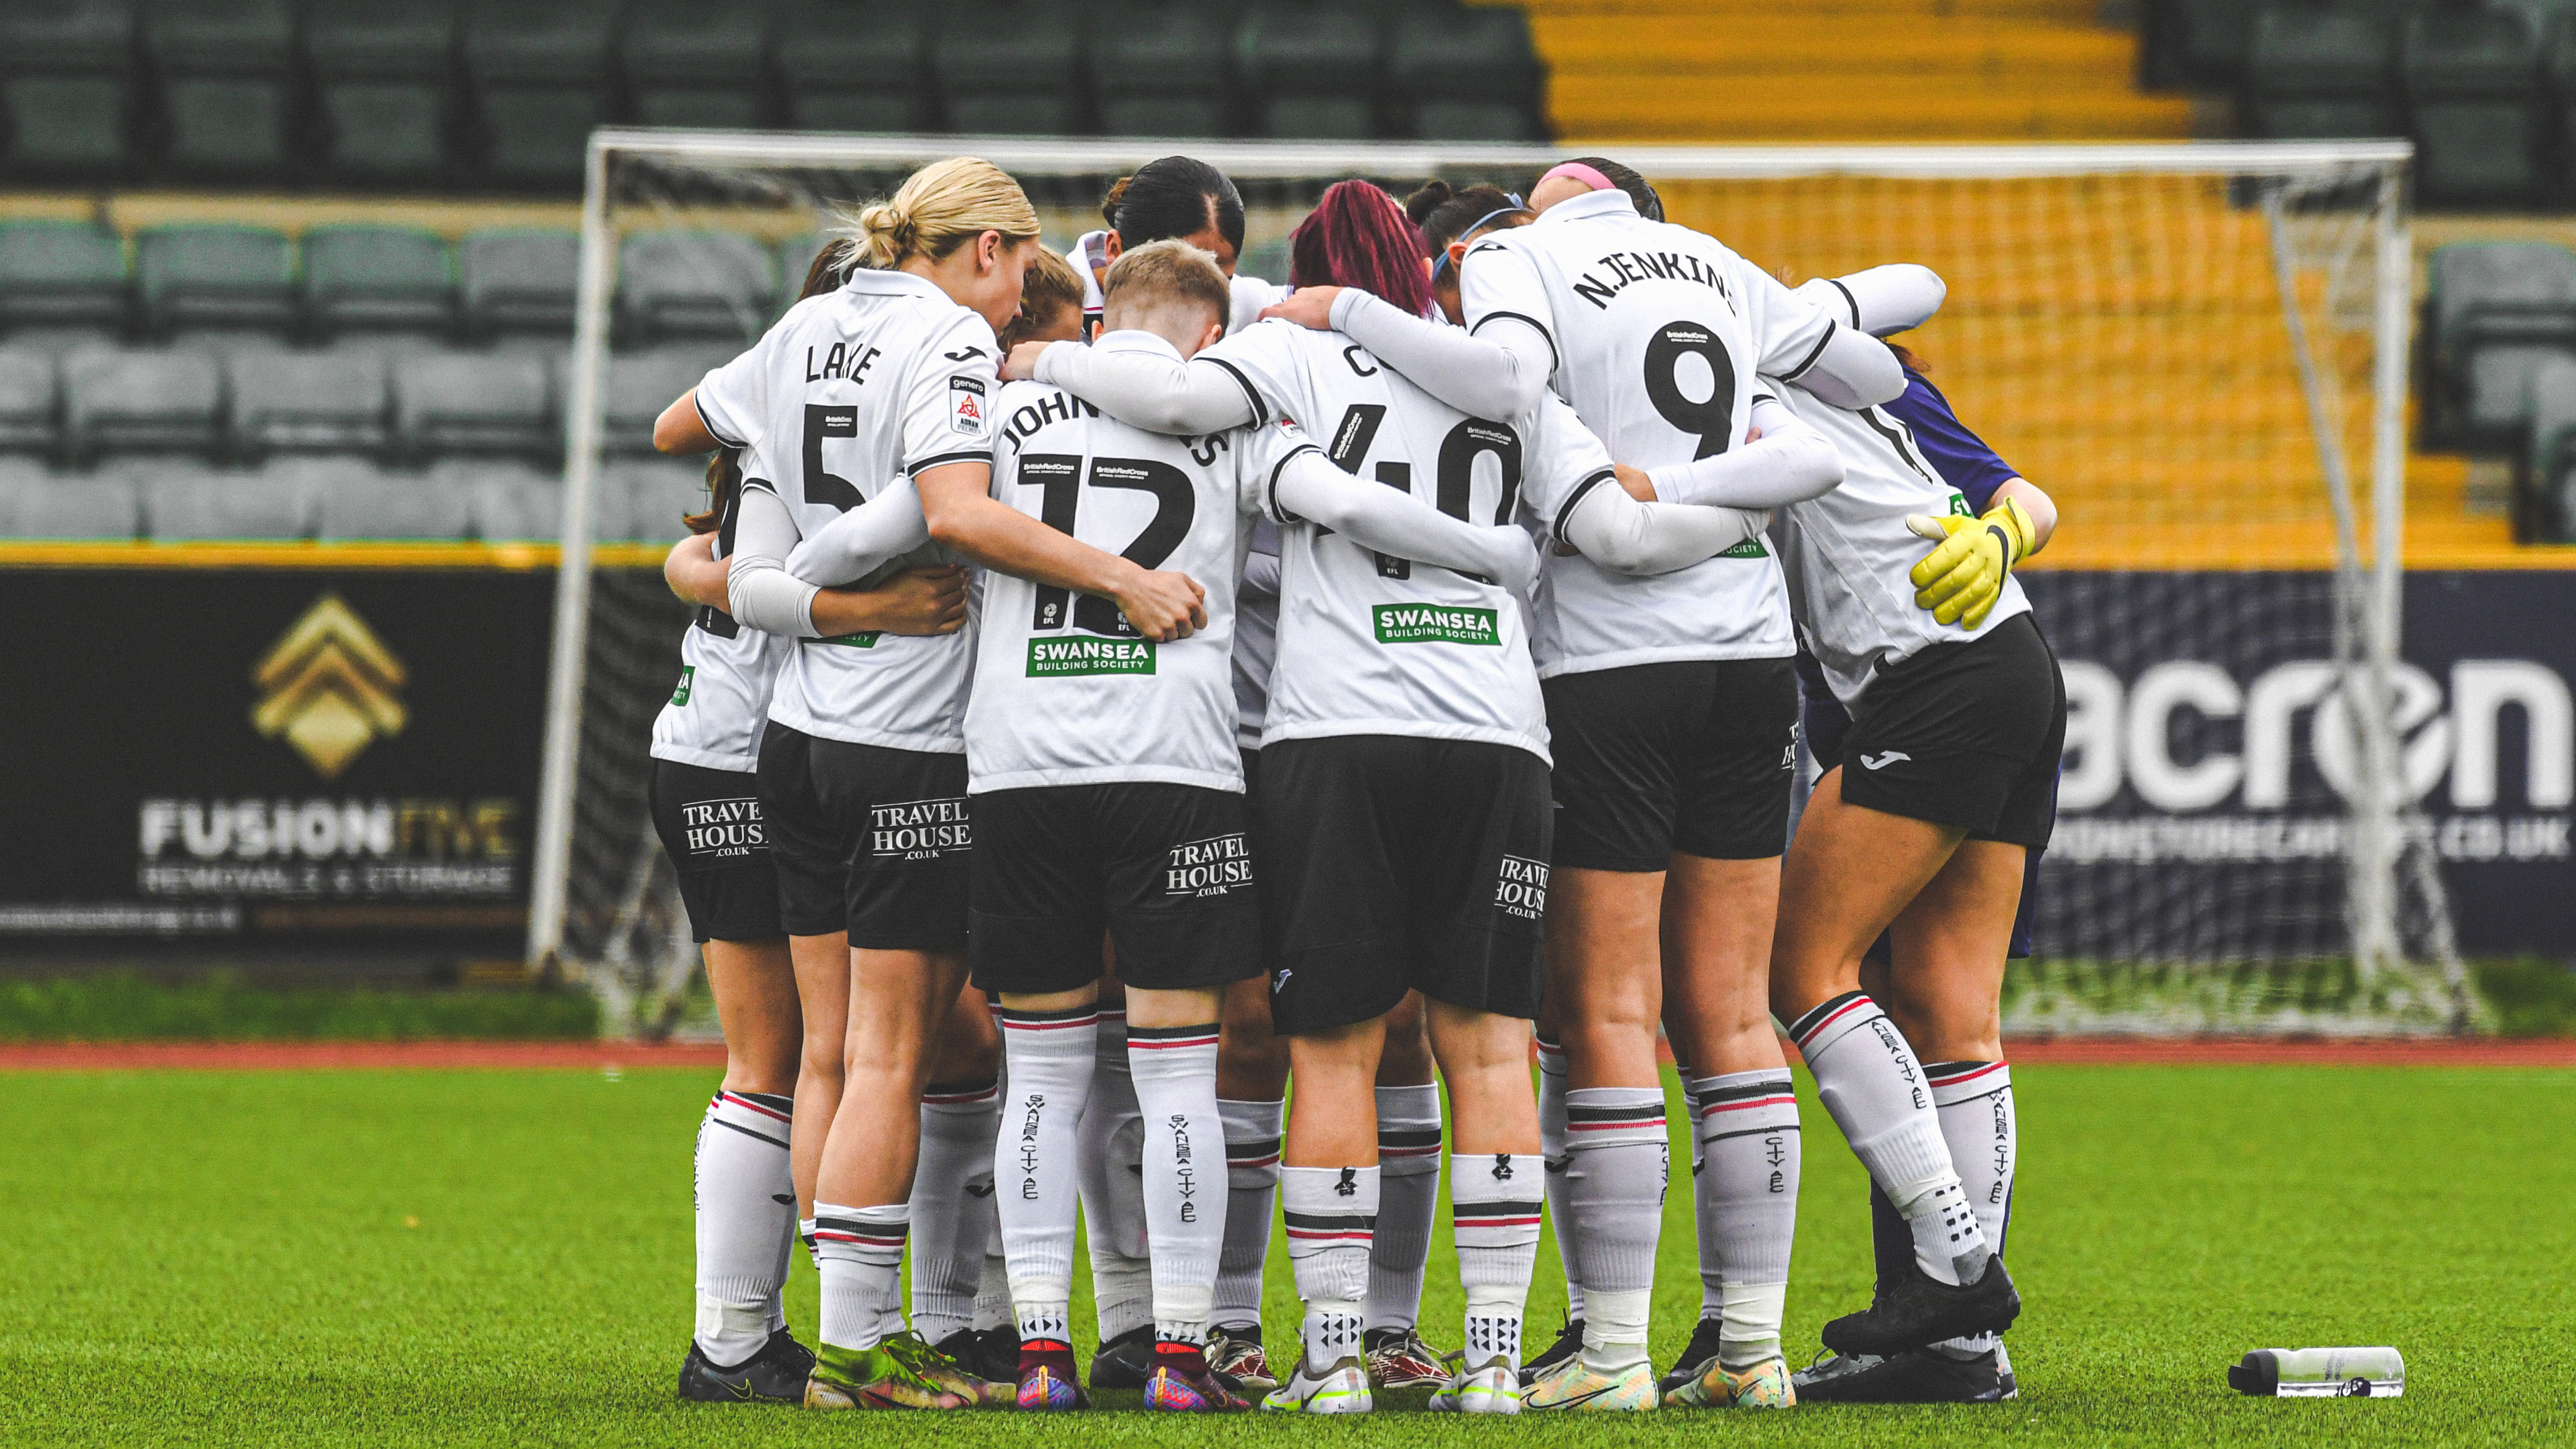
[1283,1164,1377,1371]
[1450,1152,1541,1372]
[1127,1022,1226,1347]
[907,1074,999,1344]
[1692,1069,1801,1368]
[972,1198,1012,1334]
[1929,1060,2016,1355]
[1214,1097,1284,1331]
[1365,1083,1442,1333]
[812,1201,907,1350]
[994,1003,1098,1347]
[1535,1033,1584,1322]
[1562,1086,1667,1372]
[1792,993,1987,1286]
[1676,1068,1725,1323]
[693,1090,797,1366]
[1079,1005,1154,1343]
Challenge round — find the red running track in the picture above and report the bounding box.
[0,1037,2569,1071]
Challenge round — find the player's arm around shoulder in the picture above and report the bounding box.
[918,454,1207,644]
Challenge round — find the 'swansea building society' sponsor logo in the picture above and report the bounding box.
[1028,637,1156,676]
[1373,604,1500,647]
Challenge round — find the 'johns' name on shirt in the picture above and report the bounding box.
[1002,389,1102,447]
[1570,250,1739,313]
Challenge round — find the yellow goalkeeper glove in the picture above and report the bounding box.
[1905,496,2038,630]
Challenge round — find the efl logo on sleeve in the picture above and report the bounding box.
[950,375,988,436]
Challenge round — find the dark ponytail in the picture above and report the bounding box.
[684,446,739,535]
[1410,181,1530,260]
[1102,155,1246,256]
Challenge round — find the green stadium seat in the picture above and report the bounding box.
[776,0,927,133]
[623,0,768,131]
[228,350,391,458]
[0,221,129,333]
[2425,242,2576,450]
[619,232,776,345]
[465,0,615,188]
[593,345,731,457]
[460,229,578,340]
[307,460,476,539]
[1,0,140,180]
[614,456,712,543]
[2547,16,2576,202]
[2524,353,2576,541]
[135,224,297,336]
[1391,3,1542,140]
[306,0,459,186]
[1094,2,1234,137]
[937,0,1083,134]
[138,463,312,540]
[455,459,582,542]
[145,0,299,181]
[63,347,223,463]
[2404,11,2541,207]
[394,351,555,460]
[6,463,140,537]
[1237,2,1382,140]
[0,351,58,453]
[302,226,454,338]
[2244,7,2400,140]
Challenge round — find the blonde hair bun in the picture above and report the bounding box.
[841,157,1039,271]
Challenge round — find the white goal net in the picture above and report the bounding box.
[526,131,2469,1037]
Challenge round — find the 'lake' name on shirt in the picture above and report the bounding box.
[805,342,883,382]
[1570,251,1737,313]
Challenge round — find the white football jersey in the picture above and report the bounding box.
[693,268,999,754]
[1459,188,1843,674]
[971,331,1314,794]
[1203,320,1589,762]
[649,452,794,773]
[1767,381,2032,711]
[1233,516,1281,750]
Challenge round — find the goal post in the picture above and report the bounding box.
[529,131,2462,1036]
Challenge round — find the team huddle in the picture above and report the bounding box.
[643,150,2066,1415]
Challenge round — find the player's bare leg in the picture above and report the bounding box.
[787,931,849,1222]
[1212,973,1290,1389]
[804,946,1000,1409]
[1524,869,1665,1411]
[1265,1016,1384,1414]
[1365,992,1448,1386]
[1423,1001,1540,1414]
[1658,854,1798,1408]
[1771,770,2015,1356]
[1806,840,2025,1405]
[683,937,812,1402]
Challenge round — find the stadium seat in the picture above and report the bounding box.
[937,1,1084,135]
[464,0,615,188]
[0,351,58,452]
[306,0,459,186]
[138,463,312,540]
[2403,11,2541,207]
[4,463,140,538]
[2172,0,2257,89]
[597,346,729,458]
[1392,4,1544,141]
[623,0,769,131]
[306,459,476,540]
[619,232,776,345]
[229,350,390,458]
[776,0,927,132]
[135,225,297,337]
[61,347,223,462]
[145,0,299,181]
[2425,242,2576,450]
[451,458,588,542]
[460,229,579,340]
[0,0,139,181]
[2243,7,2400,140]
[612,456,711,542]
[2547,15,2576,201]
[1238,1,1382,140]
[2523,353,2576,541]
[777,233,836,311]
[393,350,555,459]
[1094,2,1233,136]
[303,226,454,339]
[0,222,128,333]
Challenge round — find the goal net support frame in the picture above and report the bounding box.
[526,130,2452,1036]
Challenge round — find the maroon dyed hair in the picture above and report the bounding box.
[1289,179,1433,319]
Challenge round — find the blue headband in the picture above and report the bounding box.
[1431,196,1529,281]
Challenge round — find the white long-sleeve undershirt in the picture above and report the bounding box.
[1271,446,1538,594]
[1645,397,1844,509]
[1029,340,1253,436]
[784,476,931,586]
[1557,480,1769,576]
[1330,289,1556,420]
[723,486,819,637]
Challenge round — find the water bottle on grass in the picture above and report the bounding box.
[2228,1347,2404,1398]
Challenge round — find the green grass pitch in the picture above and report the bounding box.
[3,1063,2566,1446]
